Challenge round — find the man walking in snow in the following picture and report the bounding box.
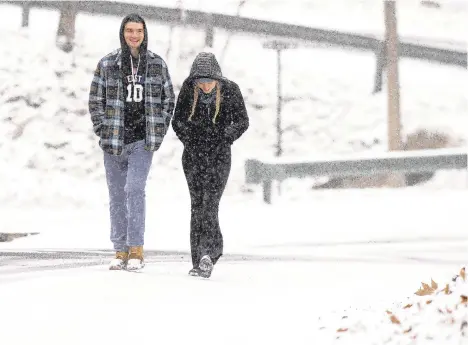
[88,13,175,271]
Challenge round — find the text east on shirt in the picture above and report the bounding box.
[123,71,146,144]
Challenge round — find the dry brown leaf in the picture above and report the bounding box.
[422,282,431,290]
[426,300,433,305]
[385,310,392,315]
[415,288,434,296]
[461,295,468,304]
[415,289,425,296]
[403,304,413,309]
[431,279,438,290]
[404,327,412,334]
[461,267,466,281]
[444,284,451,295]
[390,315,401,325]
[337,328,348,333]
[415,282,435,296]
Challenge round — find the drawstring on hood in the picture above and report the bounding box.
[188,52,224,123]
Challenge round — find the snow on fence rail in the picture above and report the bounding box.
[245,148,468,203]
[1,0,466,67]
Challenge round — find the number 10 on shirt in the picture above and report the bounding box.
[126,84,143,102]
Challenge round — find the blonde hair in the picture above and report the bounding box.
[188,82,221,124]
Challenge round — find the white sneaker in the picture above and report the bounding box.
[199,255,213,278]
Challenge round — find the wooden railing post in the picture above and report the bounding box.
[263,180,271,204]
[205,13,214,48]
[263,180,272,204]
[373,42,387,94]
[21,3,30,27]
[56,1,78,53]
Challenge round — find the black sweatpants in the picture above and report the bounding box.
[182,145,231,268]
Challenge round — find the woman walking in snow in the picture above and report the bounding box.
[172,52,249,278]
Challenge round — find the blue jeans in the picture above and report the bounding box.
[103,140,153,252]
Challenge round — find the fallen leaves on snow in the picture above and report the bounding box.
[324,266,468,344]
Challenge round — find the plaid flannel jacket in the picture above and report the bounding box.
[88,49,175,155]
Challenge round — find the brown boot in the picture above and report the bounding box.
[109,251,128,270]
[127,246,144,271]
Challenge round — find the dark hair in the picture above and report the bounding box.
[119,13,148,54]
[123,13,145,26]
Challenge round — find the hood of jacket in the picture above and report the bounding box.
[188,52,225,82]
[119,13,148,59]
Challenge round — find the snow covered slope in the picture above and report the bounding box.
[0,4,466,206]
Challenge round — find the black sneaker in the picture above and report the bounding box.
[199,255,213,278]
[188,268,201,276]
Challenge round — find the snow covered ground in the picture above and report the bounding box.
[1,189,468,344]
[0,2,467,344]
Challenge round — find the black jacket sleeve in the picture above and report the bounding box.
[171,81,192,144]
[223,83,249,144]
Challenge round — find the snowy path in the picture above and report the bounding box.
[2,238,466,278]
[0,248,466,345]
[1,190,467,344]
[0,249,330,277]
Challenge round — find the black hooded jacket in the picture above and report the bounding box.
[120,14,148,144]
[172,52,249,153]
